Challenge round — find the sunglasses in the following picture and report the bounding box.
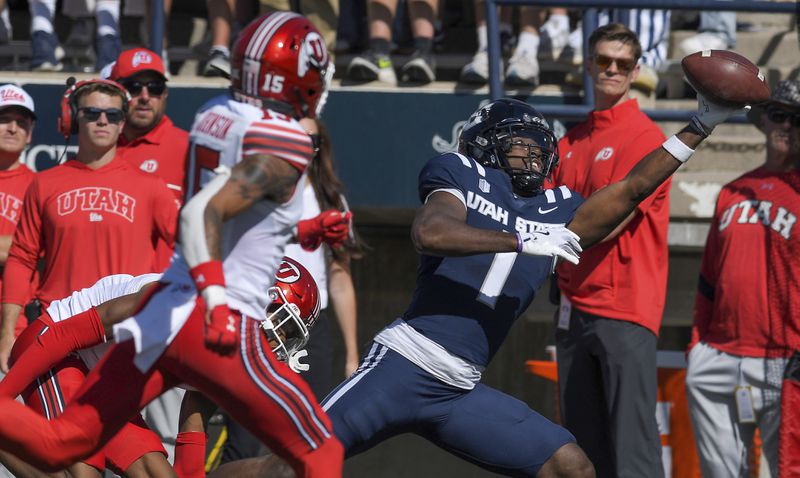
[593,54,636,74]
[767,108,800,127]
[122,80,166,96]
[79,107,125,124]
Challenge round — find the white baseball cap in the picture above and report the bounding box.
[0,84,36,119]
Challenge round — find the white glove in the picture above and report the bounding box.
[692,93,751,135]
[288,349,310,373]
[516,227,582,265]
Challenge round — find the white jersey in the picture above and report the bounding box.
[46,273,162,369]
[115,94,313,371]
[284,182,329,308]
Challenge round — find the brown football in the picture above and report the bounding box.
[681,50,771,106]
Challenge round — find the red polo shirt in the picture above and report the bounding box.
[0,164,36,336]
[117,115,188,203]
[553,99,670,335]
[117,115,188,269]
[3,156,177,308]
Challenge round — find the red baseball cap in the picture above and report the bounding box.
[109,48,167,81]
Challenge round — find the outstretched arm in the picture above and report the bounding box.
[570,95,746,248]
[568,126,701,247]
[0,283,158,399]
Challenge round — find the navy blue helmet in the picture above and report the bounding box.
[459,98,558,196]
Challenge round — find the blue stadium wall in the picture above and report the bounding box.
[21,84,577,209]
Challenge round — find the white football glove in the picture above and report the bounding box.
[516,227,582,265]
[288,349,310,373]
[692,93,751,135]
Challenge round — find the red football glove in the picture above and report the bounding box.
[296,210,352,251]
[204,303,239,355]
[190,260,239,355]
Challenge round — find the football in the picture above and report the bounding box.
[681,50,771,106]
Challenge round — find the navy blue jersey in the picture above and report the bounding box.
[404,153,584,367]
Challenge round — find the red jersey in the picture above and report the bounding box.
[553,99,670,335]
[2,157,177,308]
[117,116,188,269]
[691,168,800,358]
[0,164,36,336]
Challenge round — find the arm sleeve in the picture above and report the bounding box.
[611,127,669,214]
[417,154,470,205]
[242,121,314,173]
[3,182,42,305]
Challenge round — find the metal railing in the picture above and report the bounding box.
[150,0,165,55]
[485,0,798,122]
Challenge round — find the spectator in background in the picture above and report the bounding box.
[28,0,122,71]
[0,79,178,477]
[109,48,188,267]
[0,79,177,372]
[0,85,37,478]
[461,4,571,87]
[0,86,36,348]
[108,47,190,464]
[202,0,236,77]
[347,0,438,85]
[218,116,365,466]
[564,10,670,95]
[260,0,339,51]
[685,80,800,478]
[598,8,670,95]
[679,12,736,56]
[552,23,669,478]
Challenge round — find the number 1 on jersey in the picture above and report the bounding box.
[477,252,517,308]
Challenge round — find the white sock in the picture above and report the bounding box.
[96,0,120,37]
[476,24,487,52]
[548,13,569,32]
[30,0,56,34]
[210,45,230,58]
[516,31,540,53]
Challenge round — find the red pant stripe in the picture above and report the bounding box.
[246,320,330,445]
[240,319,329,449]
[35,369,65,419]
[242,319,324,448]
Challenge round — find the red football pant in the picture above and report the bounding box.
[6,315,165,473]
[0,306,343,477]
[1,308,105,399]
[779,351,800,478]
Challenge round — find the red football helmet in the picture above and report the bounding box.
[262,256,321,361]
[231,12,331,119]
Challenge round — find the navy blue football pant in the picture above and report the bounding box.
[322,342,575,476]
